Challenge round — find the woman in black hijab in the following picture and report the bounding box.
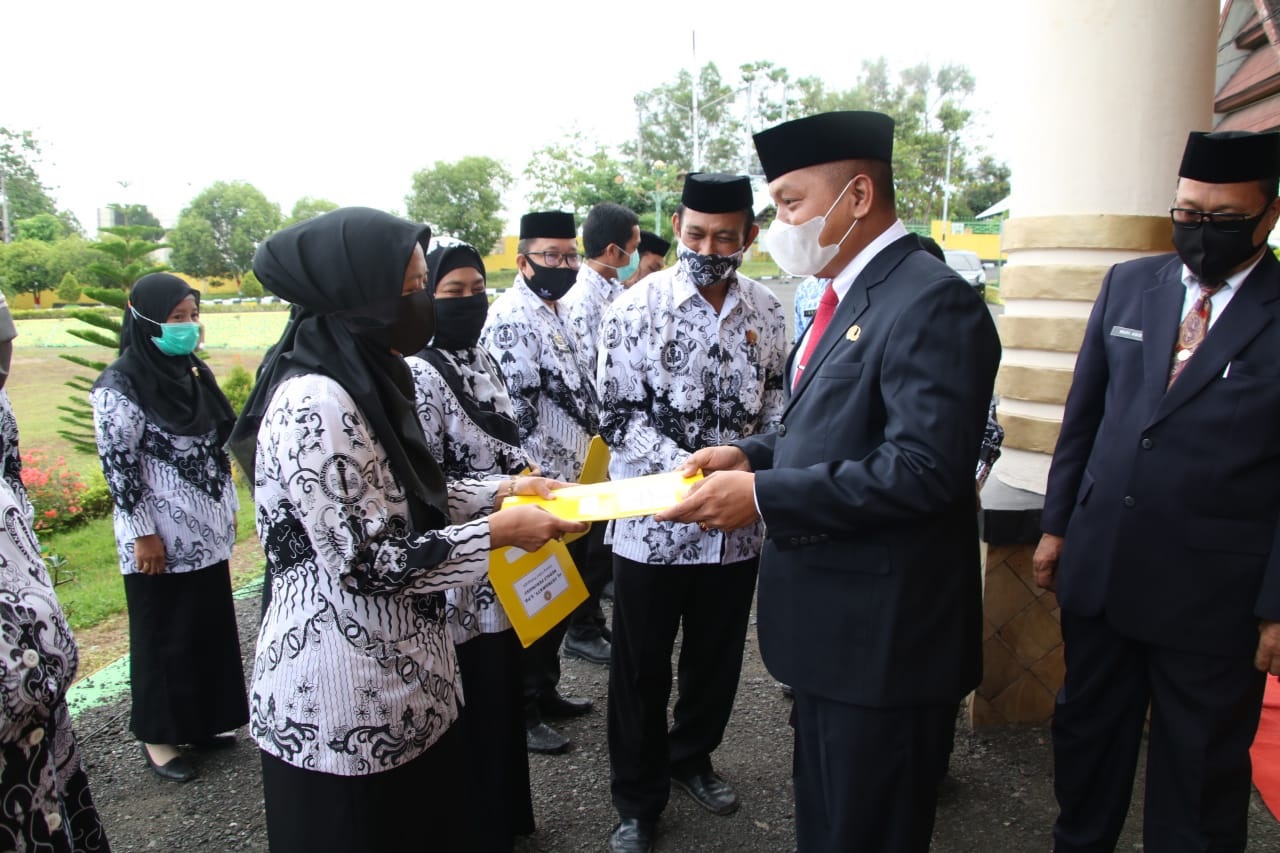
[91,272,248,783]
[233,208,583,853]
[407,242,534,852]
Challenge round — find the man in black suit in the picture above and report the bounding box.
[658,110,1001,851]
[1033,130,1280,851]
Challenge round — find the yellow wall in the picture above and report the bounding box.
[11,272,246,310]
[930,221,1006,262]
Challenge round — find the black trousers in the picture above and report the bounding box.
[608,554,758,820]
[792,691,954,853]
[1052,610,1266,852]
[567,521,612,640]
[261,723,466,853]
[521,534,592,706]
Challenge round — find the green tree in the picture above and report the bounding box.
[630,63,743,173]
[286,196,338,226]
[56,272,81,303]
[104,203,162,228]
[46,237,112,289]
[59,288,127,453]
[169,181,282,286]
[0,128,58,235]
[958,155,1012,220]
[240,269,264,298]
[796,59,1001,224]
[0,240,52,305]
[86,225,169,290]
[14,213,66,243]
[405,157,511,254]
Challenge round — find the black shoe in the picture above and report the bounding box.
[525,721,570,754]
[672,770,738,816]
[190,733,237,750]
[141,744,195,783]
[608,818,655,853]
[563,632,611,666]
[537,690,593,719]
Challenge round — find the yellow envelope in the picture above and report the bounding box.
[489,539,588,647]
[502,470,703,522]
[578,435,611,485]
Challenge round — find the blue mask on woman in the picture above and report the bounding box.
[151,322,201,356]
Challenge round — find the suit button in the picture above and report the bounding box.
[778,424,787,437]
[1123,496,1136,508]
[1141,438,1153,450]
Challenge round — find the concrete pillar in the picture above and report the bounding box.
[996,0,1218,493]
[971,0,1218,727]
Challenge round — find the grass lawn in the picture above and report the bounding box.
[41,483,259,632]
[8,315,280,632]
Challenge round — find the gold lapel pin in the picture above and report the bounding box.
[845,325,862,342]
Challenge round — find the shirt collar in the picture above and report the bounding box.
[578,263,622,298]
[672,263,741,313]
[1180,253,1264,294]
[829,220,911,301]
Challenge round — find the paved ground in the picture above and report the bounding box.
[68,580,1280,851]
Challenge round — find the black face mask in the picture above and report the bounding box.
[1172,213,1267,283]
[431,293,489,350]
[339,290,436,355]
[524,260,577,301]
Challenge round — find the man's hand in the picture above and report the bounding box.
[1256,621,1280,675]
[674,445,752,478]
[655,470,760,532]
[134,534,167,575]
[1033,533,1064,590]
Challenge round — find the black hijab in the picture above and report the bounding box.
[228,207,450,529]
[94,273,236,443]
[414,243,522,451]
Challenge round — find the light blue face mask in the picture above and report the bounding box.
[152,322,201,356]
[131,304,200,356]
[609,246,640,282]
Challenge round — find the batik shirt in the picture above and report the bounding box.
[598,266,787,565]
[408,351,525,646]
[481,276,597,481]
[0,390,34,526]
[250,373,496,776]
[563,264,625,391]
[792,275,825,342]
[91,385,238,575]
[0,480,110,853]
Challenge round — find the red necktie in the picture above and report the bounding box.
[794,282,838,387]
[1167,282,1224,388]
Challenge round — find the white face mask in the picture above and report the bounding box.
[764,179,858,277]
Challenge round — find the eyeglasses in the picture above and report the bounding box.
[523,251,582,269]
[1169,206,1266,232]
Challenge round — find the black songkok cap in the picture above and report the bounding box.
[519,211,576,239]
[638,230,671,257]
[681,172,754,213]
[753,111,895,182]
[1179,130,1280,183]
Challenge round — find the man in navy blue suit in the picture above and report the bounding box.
[1034,129,1280,851]
[659,111,1001,851]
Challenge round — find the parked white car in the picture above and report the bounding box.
[944,250,987,297]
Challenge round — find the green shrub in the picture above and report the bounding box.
[20,448,90,534]
[220,364,255,415]
[78,468,114,519]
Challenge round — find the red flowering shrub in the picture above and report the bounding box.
[20,449,90,534]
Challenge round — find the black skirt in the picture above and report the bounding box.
[123,561,249,744]
[456,629,536,850]
[261,722,468,853]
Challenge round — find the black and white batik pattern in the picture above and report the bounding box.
[91,388,237,576]
[598,266,787,565]
[407,352,525,645]
[0,390,34,526]
[480,276,597,481]
[250,373,498,776]
[0,481,110,852]
[563,265,625,392]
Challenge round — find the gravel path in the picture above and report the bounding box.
[71,589,1280,851]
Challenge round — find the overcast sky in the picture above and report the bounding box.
[6,0,1011,231]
